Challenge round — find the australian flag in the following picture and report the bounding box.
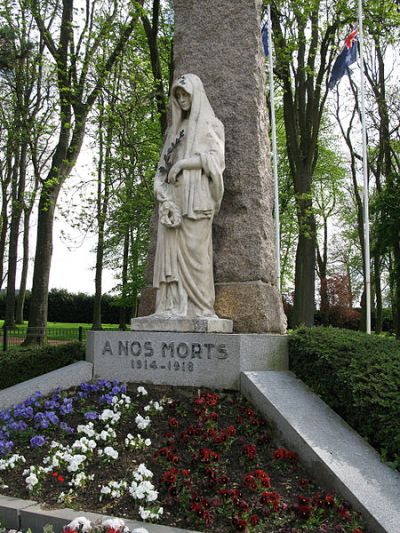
[328,28,358,90]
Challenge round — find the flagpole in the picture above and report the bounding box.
[358,0,371,334]
[266,4,281,291]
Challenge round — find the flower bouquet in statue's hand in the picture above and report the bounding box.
[158,130,185,182]
[159,199,181,228]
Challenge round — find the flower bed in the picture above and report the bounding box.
[0,380,367,532]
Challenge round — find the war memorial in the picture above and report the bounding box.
[86,0,288,389]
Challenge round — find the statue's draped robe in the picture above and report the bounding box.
[153,74,225,317]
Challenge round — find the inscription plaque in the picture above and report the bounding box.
[86,331,288,390]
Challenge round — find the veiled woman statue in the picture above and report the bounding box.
[153,73,225,318]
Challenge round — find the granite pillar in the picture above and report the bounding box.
[139,0,286,334]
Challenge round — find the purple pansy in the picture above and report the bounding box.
[30,435,47,448]
[84,411,98,420]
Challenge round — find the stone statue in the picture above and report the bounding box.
[152,73,225,318]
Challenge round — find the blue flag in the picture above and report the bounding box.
[328,28,358,90]
[261,21,269,56]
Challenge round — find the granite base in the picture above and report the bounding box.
[131,316,233,333]
[86,331,288,390]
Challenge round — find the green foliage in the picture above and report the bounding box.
[0,342,84,390]
[290,327,400,469]
[0,289,122,323]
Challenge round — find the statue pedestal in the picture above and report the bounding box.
[131,316,233,333]
[86,331,288,390]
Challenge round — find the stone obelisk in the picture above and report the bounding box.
[139,0,286,334]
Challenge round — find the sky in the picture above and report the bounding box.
[26,143,117,296]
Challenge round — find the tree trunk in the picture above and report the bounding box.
[4,145,23,327]
[293,179,316,327]
[92,97,112,330]
[0,172,10,290]
[393,239,400,339]
[293,219,316,327]
[373,246,383,334]
[317,217,329,325]
[16,208,32,324]
[118,229,130,330]
[25,188,58,344]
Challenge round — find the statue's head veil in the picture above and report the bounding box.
[170,74,216,159]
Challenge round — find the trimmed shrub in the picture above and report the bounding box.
[290,327,400,469]
[0,342,85,390]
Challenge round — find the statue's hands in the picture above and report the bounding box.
[167,161,184,184]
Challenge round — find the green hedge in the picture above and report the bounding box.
[0,342,85,390]
[289,327,400,469]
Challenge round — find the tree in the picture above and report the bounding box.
[25,0,145,343]
[269,0,351,326]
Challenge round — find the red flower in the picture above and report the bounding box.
[207,428,217,438]
[200,447,220,463]
[235,498,249,512]
[202,510,214,527]
[295,504,312,519]
[286,450,297,462]
[164,468,178,484]
[52,471,58,478]
[226,425,236,437]
[243,443,257,460]
[232,517,247,531]
[260,491,281,512]
[206,393,220,406]
[338,505,352,522]
[244,473,257,489]
[273,447,287,460]
[168,417,179,429]
[324,493,335,507]
[297,495,311,506]
[191,502,203,517]
[182,469,190,477]
[353,529,365,533]
[250,514,260,526]
[57,475,65,483]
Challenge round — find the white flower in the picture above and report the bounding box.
[138,507,151,520]
[136,463,153,479]
[124,433,151,450]
[66,454,86,472]
[77,422,96,438]
[70,471,90,488]
[102,518,127,532]
[66,517,91,532]
[137,386,148,396]
[25,472,39,491]
[104,446,119,460]
[99,409,121,425]
[0,454,25,471]
[100,480,127,500]
[135,414,151,430]
[144,400,163,413]
[57,492,65,503]
[138,506,163,521]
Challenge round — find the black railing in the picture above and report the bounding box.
[2,325,86,351]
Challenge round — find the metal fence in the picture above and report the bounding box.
[2,326,86,351]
